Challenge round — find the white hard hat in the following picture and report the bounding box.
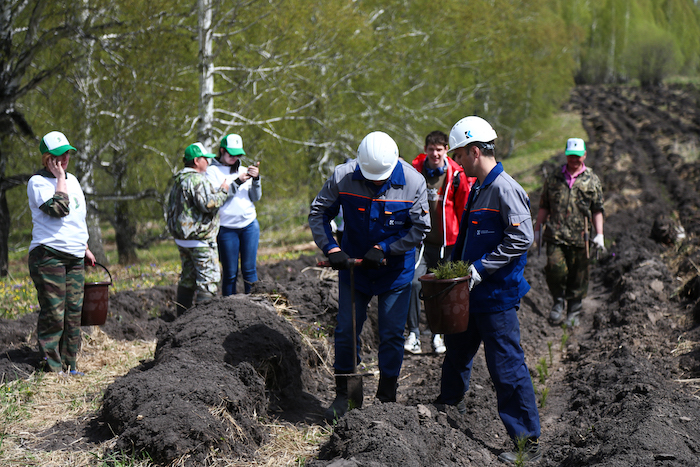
[357,131,399,181]
[448,116,498,153]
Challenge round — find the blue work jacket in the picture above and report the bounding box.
[452,163,533,312]
[309,159,430,295]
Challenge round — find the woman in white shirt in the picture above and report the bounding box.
[27,131,95,375]
[206,134,262,295]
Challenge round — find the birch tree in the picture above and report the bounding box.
[0,1,109,275]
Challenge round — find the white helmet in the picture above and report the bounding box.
[448,116,498,153]
[357,131,399,181]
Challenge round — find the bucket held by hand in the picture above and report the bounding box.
[82,262,112,326]
[418,273,469,334]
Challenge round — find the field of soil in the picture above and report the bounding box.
[2,84,700,466]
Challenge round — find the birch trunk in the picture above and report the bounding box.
[197,0,215,151]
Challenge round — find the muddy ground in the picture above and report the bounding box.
[3,84,700,466]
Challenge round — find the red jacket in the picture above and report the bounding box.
[412,153,475,247]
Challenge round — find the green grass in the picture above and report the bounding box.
[1,241,182,320]
[504,111,587,194]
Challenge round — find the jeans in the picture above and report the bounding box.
[334,279,411,377]
[217,219,259,295]
[440,306,541,441]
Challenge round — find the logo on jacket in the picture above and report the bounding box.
[427,187,439,202]
[476,229,495,236]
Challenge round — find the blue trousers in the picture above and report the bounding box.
[217,219,259,295]
[335,279,411,377]
[440,306,541,441]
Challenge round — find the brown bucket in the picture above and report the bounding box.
[418,273,470,334]
[81,262,112,326]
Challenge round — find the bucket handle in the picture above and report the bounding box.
[88,262,113,285]
[419,280,459,302]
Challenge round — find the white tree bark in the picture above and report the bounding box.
[197,0,215,151]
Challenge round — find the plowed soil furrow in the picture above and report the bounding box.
[535,85,700,466]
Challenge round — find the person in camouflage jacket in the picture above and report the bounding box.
[167,142,229,313]
[535,138,605,326]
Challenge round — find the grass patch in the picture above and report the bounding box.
[505,112,587,194]
[0,329,156,466]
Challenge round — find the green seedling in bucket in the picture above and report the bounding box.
[419,260,472,335]
[429,260,471,280]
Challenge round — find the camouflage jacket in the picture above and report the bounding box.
[539,166,604,247]
[167,168,228,242]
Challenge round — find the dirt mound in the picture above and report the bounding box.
[309,403,479,466]
[0,312,39,381]
[101,295,322,464]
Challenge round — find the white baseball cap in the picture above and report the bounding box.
[565,138,586,157]
[220,134,246,156]
[40,131,76,156]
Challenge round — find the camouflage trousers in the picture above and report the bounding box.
[177,244,220,299]
[28,245,84,373]
[544,242,589,301]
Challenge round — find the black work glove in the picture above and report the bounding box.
[328,250,351,270]
[362,247,384,269]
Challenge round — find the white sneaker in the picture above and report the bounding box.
[432,334,446,354]
[404,332,421,354]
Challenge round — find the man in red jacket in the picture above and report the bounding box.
[404,130,476,354]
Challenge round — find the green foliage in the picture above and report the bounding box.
[0,277,38,320]
[624,21,681,86]
[559,0,700,84]
[561,326,570,349]
[430,261,471,280]
[537,357,549,385]
[0,374,42,450]
[539,386,550,408]
[513,435,530,467]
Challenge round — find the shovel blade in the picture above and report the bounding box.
[347,376,363,409]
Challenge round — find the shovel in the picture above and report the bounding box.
[317,258,382,410]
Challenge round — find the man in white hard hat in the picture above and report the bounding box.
[309,131,430,422]
[437,116,542,464]
[535,138,605,326]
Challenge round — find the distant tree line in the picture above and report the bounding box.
[1,0,698,273]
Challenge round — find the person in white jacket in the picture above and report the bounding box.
[206,134,262,295]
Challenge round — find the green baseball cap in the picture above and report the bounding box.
[220,134,246,156]
[565,138,586,157]
[40,131,76,156]
[184,142,216,161]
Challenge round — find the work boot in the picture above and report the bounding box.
[432,334,446,354]
[376,374,398,402]
[175,286,195,316]
[548,297,565,324]
[324,374,349,423]
[434,395,467,414]
[404,332,421,354]
[196,290,215,305]
[498,438,542,464]
[567,299,582,327]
